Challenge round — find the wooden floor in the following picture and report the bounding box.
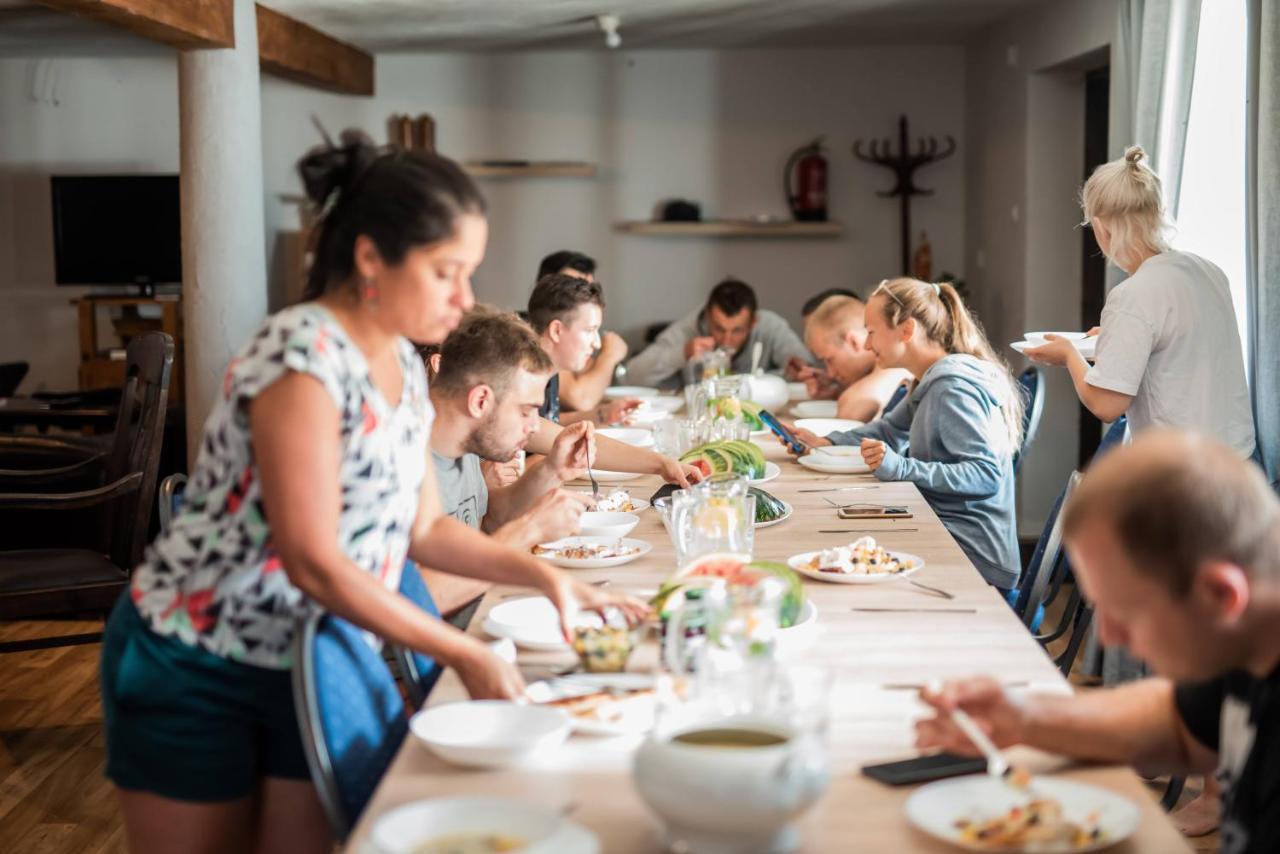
[0,604,1218,853]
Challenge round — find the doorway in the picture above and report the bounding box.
[1078,65,1109,468]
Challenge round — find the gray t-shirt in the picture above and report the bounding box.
[432,450,489,529]
[1085,250,1256,458]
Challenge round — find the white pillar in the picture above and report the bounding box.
[178,0,268,463]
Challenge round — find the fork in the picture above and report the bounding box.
[586,444,601,504]
[908,579,954,600]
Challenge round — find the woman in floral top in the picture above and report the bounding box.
[99,133,642,853]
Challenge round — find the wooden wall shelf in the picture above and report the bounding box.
[613,220,843,238]
[462,161,596,178]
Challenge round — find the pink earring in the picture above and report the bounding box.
[362,277,379,304]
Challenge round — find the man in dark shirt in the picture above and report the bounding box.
[915,431,1280,853]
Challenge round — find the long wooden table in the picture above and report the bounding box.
[347,439,1190,852]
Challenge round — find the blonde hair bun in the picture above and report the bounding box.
[1124,145,1147,166]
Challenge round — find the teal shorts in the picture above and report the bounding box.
[100,595,311,802]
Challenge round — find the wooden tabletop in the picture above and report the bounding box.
[346,438,1190,853]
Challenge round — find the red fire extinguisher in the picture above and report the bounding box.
[785,137,828,222]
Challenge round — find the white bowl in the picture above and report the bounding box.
[410,701,570,769]
[577,510,640,539]
[370,797,599,854]
[791,400,838,418]
[596,427,654,448]
[795,417,863,437]
[787,382,810,401]
[777,600,819,656]
[605,385,659,399]
[637,396,685,415]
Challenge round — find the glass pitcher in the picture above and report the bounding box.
[667,486,755,567]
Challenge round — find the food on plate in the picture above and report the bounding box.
[653,556,805,628]
[593,489,636,512]
[570,624,637,672]
[707,397,765,431]
[531,541,639,561]
[411,833,527,853]
[545,687,656,722]
[953,796,1104,850]
[679,440,767,479]
[808,536,914,576]
[749,487,788,524]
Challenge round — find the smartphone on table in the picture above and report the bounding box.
[837,505,913,520]
[861,753,987,786]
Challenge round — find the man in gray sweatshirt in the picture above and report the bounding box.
[625,278,815,390]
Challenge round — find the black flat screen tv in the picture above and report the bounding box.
[51,174,181,289]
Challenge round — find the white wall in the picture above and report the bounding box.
[2,46,966,393]
[964,0,1117,536]
[0,54,180,391]
[259,48,968,343]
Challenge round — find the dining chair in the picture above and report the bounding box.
[1013,366,1047,474]
[1010,472,1081,631]
[0,332,173,652]
[883,380,911,415]
[392,561,445,710]
[293,612,409,842]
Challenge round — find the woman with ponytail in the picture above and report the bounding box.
[788,278,1023,590]
[99,131,643,852]
[1025,145,1255,458]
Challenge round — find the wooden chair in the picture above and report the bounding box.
[0,332,173,652]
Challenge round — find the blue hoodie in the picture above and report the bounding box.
[827,354,1019,589]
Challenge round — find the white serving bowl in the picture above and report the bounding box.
[370,797,588,854]
[410,701,570,769]
[577,510,640,539]
[605,385,659,399]
[596,427,654,448]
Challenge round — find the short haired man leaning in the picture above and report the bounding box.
[422,309,596,615]
[625,277,814,390]
[917,431,1280,854]
[801,294,911,422]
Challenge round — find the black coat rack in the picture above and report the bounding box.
[852,115,956,275]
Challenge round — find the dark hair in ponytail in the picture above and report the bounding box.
[296,129,486,301]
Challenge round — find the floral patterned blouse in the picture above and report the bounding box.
[130,303,432,669]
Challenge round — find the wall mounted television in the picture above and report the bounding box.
[51,174,181,295]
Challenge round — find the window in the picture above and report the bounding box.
[1175,0,1249,361]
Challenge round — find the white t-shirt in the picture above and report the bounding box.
[1085,250,1256,458]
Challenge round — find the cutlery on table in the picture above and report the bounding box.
[881,680,1030,692]
[797,485,880,493]
[907,579,954,600]
[851,607,976,613]
[820,528,919,534]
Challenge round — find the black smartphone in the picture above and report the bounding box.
[861,753,987,786]
[757,409,806,455]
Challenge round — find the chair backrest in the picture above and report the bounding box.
[0,362,28,397]
[104,332,174,568]
[883,380,911,415]
[1093,415,1129,463]
[1013,366,1047,474]
[393,562,445,710]
[1013,471,1081,627]
[158,473,187,534]
[293,613,408,841]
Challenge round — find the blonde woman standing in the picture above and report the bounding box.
[1025,146,1256,459]
[788,279,1024,590]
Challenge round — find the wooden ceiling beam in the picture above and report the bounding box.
[32,0,234,49]
[256,4,374,97]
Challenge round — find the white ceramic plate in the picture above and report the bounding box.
[605,385,659,399]
[788,549,925,584]
[791,399,839,418]
[755,500,793,529]
[532,536,652,569]
[748,461,782,485]
[483,596,568,650]
[1012,337,1097,359]
[527,673,659,737]
[370,797,599,854]
[577,511,640,539]
[904,775,1140,853]
[1024,330,1088,344]
[797,450,871,474]
[596,427,655,448]
[795,417,864,437]
[409,702,570,769]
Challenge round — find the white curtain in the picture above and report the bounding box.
[1246,0,1279,487]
